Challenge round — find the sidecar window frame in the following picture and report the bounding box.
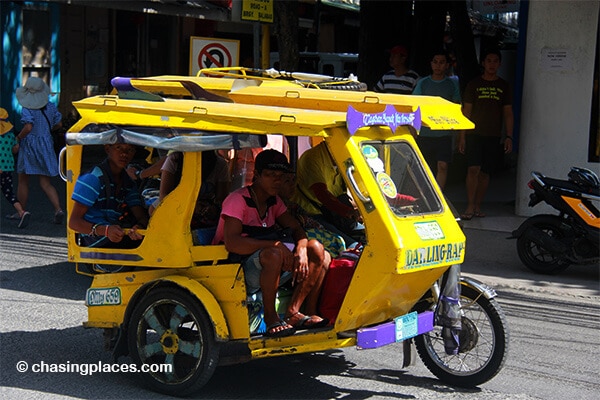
[360,140,443,216]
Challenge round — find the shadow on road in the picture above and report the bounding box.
[0,261,90,301]
[0,328,483,399]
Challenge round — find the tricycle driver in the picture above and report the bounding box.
[212,149,330,337]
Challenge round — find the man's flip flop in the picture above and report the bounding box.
[286,312,329,330]
[460,213,474,221]
[264,320,296,338]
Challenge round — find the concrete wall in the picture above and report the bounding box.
[516,1,599,216]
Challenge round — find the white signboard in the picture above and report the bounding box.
[190,37,240,76]
[540,48,572,72]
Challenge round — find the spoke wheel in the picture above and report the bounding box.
[128,288,219,396]
[414,286,509,388]
[517,221,570,274]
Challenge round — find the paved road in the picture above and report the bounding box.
[1,177,599,399]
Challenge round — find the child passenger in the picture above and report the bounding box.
[69,142,148,249]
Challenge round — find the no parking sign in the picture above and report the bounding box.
[190,36,240,76]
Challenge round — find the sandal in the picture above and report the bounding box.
[264,320,296,338]
[285,312,329,330]
[460,213,474,221]
[18,212,31,229]
[5,213,20,220]
[53,210,64,224]
[474,211,486,218]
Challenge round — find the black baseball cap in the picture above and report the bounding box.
[254,149,291,173]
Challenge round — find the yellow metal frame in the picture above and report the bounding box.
[67,70,470,357]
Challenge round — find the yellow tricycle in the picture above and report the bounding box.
[60,68,508,396]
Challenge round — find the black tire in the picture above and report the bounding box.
[414,286,509,388]
[516,219,570,274]
[128,287,220,397]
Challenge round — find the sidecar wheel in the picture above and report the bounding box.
[128,287,220,397]
[516,222,570,274]
[414,286,508,387]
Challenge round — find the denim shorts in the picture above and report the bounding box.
[242,249,292,294]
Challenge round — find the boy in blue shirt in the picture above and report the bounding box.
[69,142,148,249]
[412,50,461,190]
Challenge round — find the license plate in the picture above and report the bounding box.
[395,311,418,342]
[86,287,121,306]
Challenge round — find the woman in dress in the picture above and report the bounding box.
[14,77,64,224]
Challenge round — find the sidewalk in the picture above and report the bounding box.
[0,177,67,237]
[445,166,526,233]
[444,167,599,298]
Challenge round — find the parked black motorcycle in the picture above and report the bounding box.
[511,167,599,274]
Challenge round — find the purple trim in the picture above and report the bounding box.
[346,105,422,135]
[110,77,134,92]
[356,311,434,349]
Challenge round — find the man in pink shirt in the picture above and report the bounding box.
[213,150,329,337]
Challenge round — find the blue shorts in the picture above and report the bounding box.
[242,249,292,294]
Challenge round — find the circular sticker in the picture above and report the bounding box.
[376,172,397,199]
[367,157,384,173]
[362,145,379,159]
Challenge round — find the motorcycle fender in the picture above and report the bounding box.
[511,215,569,253]
[460,276,497,300]
[511,214,562,238]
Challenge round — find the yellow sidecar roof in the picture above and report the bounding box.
[70,72,473,150]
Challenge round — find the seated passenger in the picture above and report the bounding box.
[149,150,229,229]
[69,142,148,248]
[292,141,361,245]
[279,172,347,258]
[212,149,330,337]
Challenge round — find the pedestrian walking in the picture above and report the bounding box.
[14,77,64,224]
[0,107,29,228]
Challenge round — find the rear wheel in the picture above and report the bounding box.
[516,219,570,274]
[415,286,508,388]
[128,287,220,397]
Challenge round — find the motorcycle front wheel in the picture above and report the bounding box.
[414,286,509,388]
[516,219,570,274]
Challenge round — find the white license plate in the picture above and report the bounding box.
[86,287,121,306]
[394,311,418,342]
